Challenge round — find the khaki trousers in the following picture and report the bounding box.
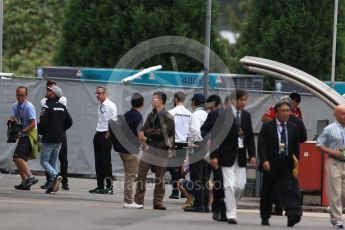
[119,153,140,203]
[326,158,345,224]
[134,159,166,206]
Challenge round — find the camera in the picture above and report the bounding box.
[7,120,23,143]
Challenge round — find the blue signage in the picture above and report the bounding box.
[78,68,256,90]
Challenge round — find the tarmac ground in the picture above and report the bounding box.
[0,174,336,230]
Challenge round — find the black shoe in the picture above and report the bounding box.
[184,206,204,212]
[262,219,270,226]
[334,223,344,229]
[287,215,301,227]
[212,212,227,222]
[104,187,113,195]
[14,183,30,190]
[25,177,38,187]
[89,187,104,194]
[41,182,49,189]
[169,193,179,199]
[45,187,55,194]
[212,212,221,221]
[228,218,237,224]
[61,183,69,191]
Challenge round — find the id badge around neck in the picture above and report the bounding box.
[238,137,244,149]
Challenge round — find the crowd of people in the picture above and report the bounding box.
[8,81,345,228]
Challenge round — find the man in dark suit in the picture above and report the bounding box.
[258,98,302,227]
[201,90,256,224]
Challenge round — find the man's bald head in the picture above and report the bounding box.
[335,105,345,126]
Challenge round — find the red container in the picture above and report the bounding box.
[298,141,328,206]
[298,142,322,191]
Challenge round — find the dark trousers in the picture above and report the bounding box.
[260,159,302,220]
[93,132,113,189]
[273,185,283,211]
[45,135,68,184]
[212,167,225,213]
[167,143,187,195]
[190,159,209,209]
[59,135,68,184]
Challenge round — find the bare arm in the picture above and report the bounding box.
[22,119,36,134]
[317,146,343,158]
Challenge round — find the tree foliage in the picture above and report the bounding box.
[3,0,65,76]
[235,0,345,89]
[54,0,229,72]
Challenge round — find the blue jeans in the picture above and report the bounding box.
[40,142,62,180]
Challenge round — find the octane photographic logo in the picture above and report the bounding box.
[107,36,235,168]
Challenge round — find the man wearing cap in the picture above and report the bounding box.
[184,93,208,212]
[258,98,302,227]
[261,95,307,216]
[40,80,70,190]
[39,85,73,194]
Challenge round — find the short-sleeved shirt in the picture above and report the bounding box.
[96,98,117,132]
[169,105,192,143]
[316,121,345,151]
[10,100,37,136]
[124,108,143,137]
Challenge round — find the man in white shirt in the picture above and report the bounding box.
[40,80,70,191]
[184,93,209,212]
[89,86,117,195]
[168,91,192,199]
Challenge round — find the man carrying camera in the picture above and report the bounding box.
[10,86,38,190]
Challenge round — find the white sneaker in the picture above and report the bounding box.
[123,202,143,209]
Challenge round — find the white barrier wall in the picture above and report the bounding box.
[0,78,334,176]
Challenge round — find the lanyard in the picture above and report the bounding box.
[16,101,27,124]
[151,112,158,129]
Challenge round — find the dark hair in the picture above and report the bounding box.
[289,92,301,103]
[131,93,144,108]
[230,89,247,101]
[153,91,167,105]
[174,91,185,102]
[46,79,57,86]
[207,94,222,108]
[16,86,28,95]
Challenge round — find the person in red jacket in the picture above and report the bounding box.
[262,93,303,123]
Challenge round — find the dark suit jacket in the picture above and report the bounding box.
[201,108,256,167]
[288,115,307,143]
[258,119,300,172]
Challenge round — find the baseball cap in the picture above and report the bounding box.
[274,98,291,110]
[47,85,62,98]
[191,93,206,105]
